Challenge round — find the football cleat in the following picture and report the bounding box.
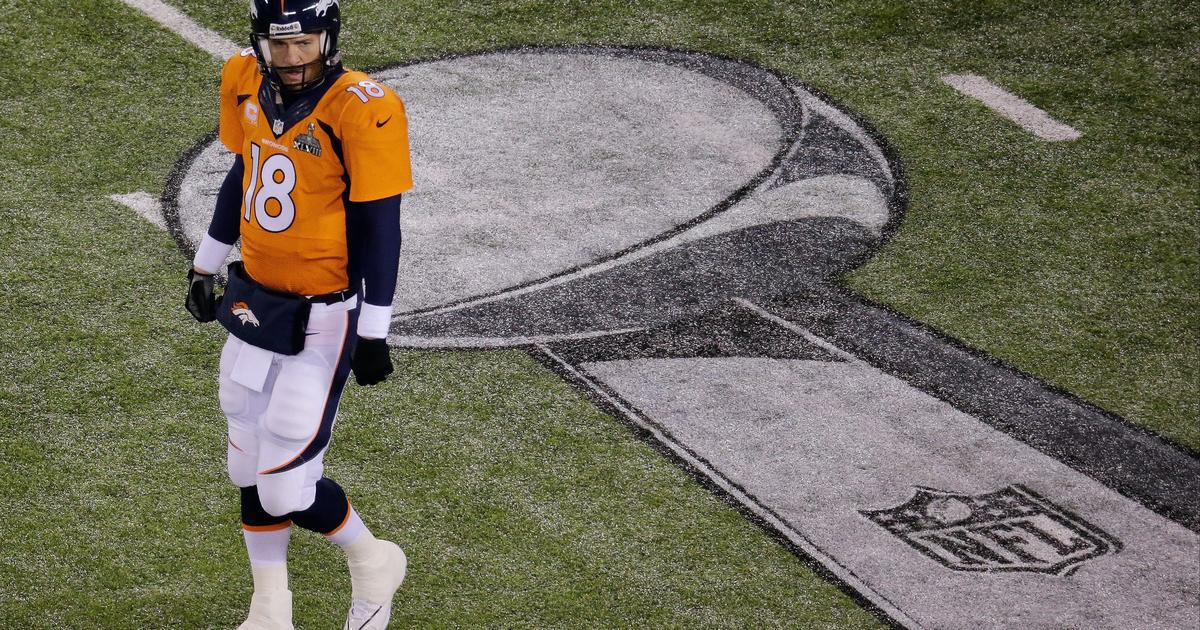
[344,540,407,629]
[344,597,388,630]
[237,589,294,630]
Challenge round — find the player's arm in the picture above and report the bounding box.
[195,156,244,273]
[346,194,402,385]
[187,52,252,322]
[186,156,244,322]
[340,86,412,384]
[351,194,402,337]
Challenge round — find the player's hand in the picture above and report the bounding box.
[186,269,217,322]
[352,337,394,386]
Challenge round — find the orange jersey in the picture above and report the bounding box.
[218,49,412,295]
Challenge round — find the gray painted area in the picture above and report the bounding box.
[376,50,894,344]
[393,182,886,343]
[375,52,779,313]
[761,290,1200,531]
[581,356,1198,629]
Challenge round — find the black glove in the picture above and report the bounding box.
[186,269,217,322]
[352,337,394,386]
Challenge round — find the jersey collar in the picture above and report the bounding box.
[258,68,346,139]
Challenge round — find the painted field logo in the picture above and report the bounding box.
[861,485,1122,575]
[162,45,1199,628]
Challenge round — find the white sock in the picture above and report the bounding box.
[250,563,289,593]
[244,524,291,592]
[325,506,369,549]
[343,528,403,604]
[343,528,381,566]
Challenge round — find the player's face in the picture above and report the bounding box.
[267,34,322,87]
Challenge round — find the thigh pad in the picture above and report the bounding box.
[263,357,334,441]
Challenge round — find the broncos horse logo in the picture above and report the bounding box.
[309,0,339,17]
[231,301,261,327]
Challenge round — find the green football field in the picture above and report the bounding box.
[1,0,1195,628]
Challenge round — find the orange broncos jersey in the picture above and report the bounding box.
[219,49,412,295]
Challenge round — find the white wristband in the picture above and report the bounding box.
[193,234,235,275]
[357,302,393,339]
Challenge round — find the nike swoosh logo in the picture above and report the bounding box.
[351,605,382,629]
[305,332,319,336]
[375,116,392,128]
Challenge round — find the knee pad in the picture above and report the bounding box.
[240,486,290,527]
[291,477,350,534]
[256,467,317,517]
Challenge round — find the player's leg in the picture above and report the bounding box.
[220,335,295,630]
[291,464,407,629]
[253,306,407,628]
[252,308,353,518]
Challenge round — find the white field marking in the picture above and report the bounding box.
[733,298,861,364]
[110,191,168,231]
[117,0,240,60]
[112,1,234,234]
[795,89,894,186]
[940,74,1081,141]
[391,327,646,348]
[535,343,924,630]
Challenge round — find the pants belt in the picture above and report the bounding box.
[308,288,355,304]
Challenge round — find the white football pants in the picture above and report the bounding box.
[220,300,356,517]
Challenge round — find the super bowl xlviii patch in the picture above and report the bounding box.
[294,122,322,156]
[860,485,1122,576]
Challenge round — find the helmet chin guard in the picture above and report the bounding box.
[248,0,342,94]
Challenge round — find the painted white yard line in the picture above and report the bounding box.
[733,298,862,363]
[534,343,924,630]
[117,0,240,60]
[391,327,646,348]
[110,191,168,231]
[111,1,236,228]
[940,74,1081,141]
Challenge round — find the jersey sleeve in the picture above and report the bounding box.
[340,86,413,202]
[218,50,255,153]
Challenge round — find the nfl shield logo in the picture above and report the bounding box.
[861,485,1122,575]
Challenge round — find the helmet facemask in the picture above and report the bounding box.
[251,30,342,95]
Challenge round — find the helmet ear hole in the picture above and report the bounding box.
[319,31,329,57]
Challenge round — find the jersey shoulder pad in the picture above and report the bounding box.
[331,70,405,126]
[221,50,260,94]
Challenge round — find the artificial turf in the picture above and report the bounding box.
[1,0,1195,627]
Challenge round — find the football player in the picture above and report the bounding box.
[185,1,411,628]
